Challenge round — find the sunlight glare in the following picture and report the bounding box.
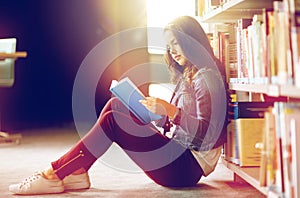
[147,0,196,54]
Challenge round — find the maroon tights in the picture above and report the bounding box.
[51,97,203,187]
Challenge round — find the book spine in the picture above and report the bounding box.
[284,103,300,198]
[267,11,278,84]
[236,118,264,167]
[265,109,277,187]
[274,1,290,85]
[289,0,300,87]
[273,102,285,195]
[252,15,263,80]
[236,18,252,79]
[291,117,300,198]
[279,103,295,198]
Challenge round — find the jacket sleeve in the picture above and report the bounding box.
[171,70,227,149]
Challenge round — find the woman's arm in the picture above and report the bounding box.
[139,97,178,119]
[174,70,227,148]
[174,76,211,142]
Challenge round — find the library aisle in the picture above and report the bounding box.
[0,126,265,198]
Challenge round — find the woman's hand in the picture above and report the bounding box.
[140,97,177,119]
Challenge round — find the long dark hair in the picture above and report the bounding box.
[164,16,226,84]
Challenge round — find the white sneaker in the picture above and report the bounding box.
[8,171,64,195]
[63,173,91,190]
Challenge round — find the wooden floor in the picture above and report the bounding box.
[0,125,266,198]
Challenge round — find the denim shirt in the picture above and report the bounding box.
[170,67,228,151]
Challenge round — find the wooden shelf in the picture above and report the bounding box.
[229,83,270,94]
[221,157,268,196]
[0,52,27,59]
[0,51,27,87]
[229,83,300,98]
[279,85,300,98]
[201,0,275,22]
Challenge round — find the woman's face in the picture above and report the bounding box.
[164,30,188,66]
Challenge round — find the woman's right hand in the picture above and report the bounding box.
[140,97,177,119]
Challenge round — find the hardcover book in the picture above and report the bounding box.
[110,77,162,124]
[236,118,265,167]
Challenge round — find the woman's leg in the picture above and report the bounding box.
[51,98,203,187]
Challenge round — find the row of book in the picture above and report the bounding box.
[210,0,300,87]
[234,0,296,85]
[260,102,300,198]
[223,100,300,198]
[210,23,237,82]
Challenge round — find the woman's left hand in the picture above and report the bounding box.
[140,97,177,118]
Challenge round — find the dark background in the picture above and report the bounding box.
[0,0,151,131]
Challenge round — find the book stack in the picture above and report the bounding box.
[227,102,273,166]
[260,102,300,198]
[236,118,265,167]
[235,18,252,79]
[211,23,237,81]
[228,0,300,86]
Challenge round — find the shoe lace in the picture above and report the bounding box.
[19,171,42,189]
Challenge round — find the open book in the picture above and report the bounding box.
[109,77,162,124]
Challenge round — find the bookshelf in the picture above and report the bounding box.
[221,157,268,195]
[229,83,271,95]
[200,0,300,197]
[201,0,274,22]
[229,83,300,98]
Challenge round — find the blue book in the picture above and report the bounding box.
[109,77,162,124]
